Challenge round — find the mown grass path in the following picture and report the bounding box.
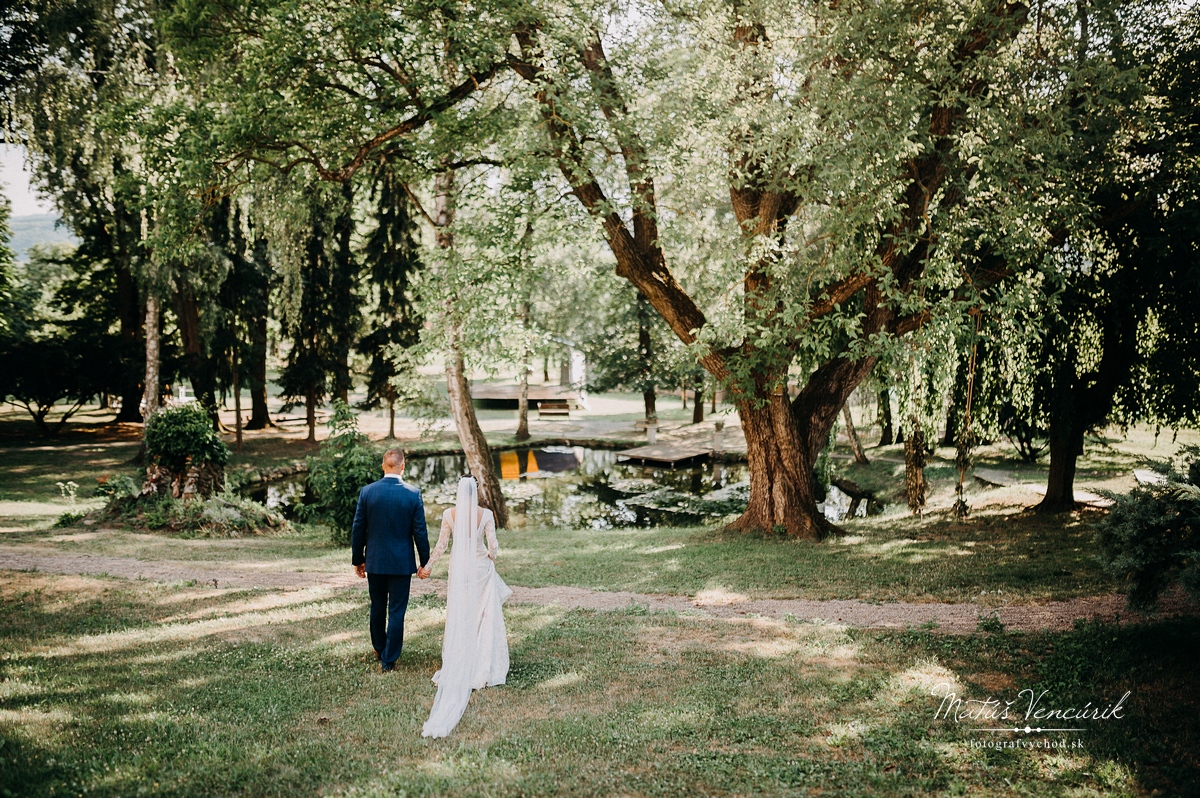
[2,547,1193,634]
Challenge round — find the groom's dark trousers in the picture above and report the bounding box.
[351,475,429,668]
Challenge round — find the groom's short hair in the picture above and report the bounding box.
[383,448,406,469]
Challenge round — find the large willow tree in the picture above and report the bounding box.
[506,0,1093,537]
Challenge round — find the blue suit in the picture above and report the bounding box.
[350,476,429,667]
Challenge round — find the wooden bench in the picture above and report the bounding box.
[537,399,571,418]
[633,419,659,430]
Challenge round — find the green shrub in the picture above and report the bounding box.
[302,401,381,545]
[144,402,229,472]
[111,492,288,537]
[1097,447,1200,610]
[93,473,141,500]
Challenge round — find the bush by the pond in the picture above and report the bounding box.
[301,401,381,545]
[1098,446,1200,610]
[143,402,230,499]
[110,492,288,537]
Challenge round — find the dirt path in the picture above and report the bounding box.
[0,548,1193,634]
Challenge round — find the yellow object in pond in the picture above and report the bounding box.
[525,450,539,476]
[499,450,520,480]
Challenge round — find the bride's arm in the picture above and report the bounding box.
[483,510,498,560]
[425,509,452,570]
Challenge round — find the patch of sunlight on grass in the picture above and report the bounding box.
[537,672,583,690]
[0,680,41,699]
[722,636,804,658]
[0,500,69,517]
[39,599,358,657]
[837,535,867,545]
[694,586,751,605]
[163,587,340,622]
[0,707,74,724]
[154,588,229,605]
[638,706,708,730]
[826,719,872,746]
[880,660,962,706]
[415,750,520,782]
[102,691,157,707]
[641,543,685,554]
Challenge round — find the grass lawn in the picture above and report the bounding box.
[496,505,1115,605]
[1,571,1196,797]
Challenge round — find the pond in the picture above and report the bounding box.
[242,446,751,529]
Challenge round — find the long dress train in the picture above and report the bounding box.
[422,479,511,738]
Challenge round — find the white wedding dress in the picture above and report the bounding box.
[421,477,511,738]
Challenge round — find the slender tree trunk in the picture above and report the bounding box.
[711,390,717,414]
[305,391,316,443]
[516,365,531,442]
[386,388,396,439]
[245,266,273,429]
[636,291,657,422]
[681,385,687,409]
[877,389,894,446]
[232,351,243,453]
[843,403,869,465]
[115,264,144,422]
[446,344,509,527]
[692,384,704,424]
[432,163,508,526]
[143,293,161,418]
[543,356,550,383]
[516,299,531,441]
[1038,421,1084,513]
[905,427,927,516]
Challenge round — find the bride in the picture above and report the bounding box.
[418,476,512,738]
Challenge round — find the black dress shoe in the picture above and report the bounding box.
[381,663,396,673]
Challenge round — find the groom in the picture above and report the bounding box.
[351,448,430,672]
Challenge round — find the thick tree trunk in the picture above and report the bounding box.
[728,396,831,540]
[877,389,894,446]
[446,344,509,528]
[692,384,704,424]
[642,388,657,423]
[143,293,161,418]
[305,391,317,443]
[843,403,869,465]
[1038,421,1084,513]
[246,311,273,429]
[114,264,144,422]
[905,427,927,516]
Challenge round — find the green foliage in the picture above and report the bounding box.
[111,492,288,537]
[1097,446,1200,611]
[302,401,381,545]
[143,402,230,473]
[92,474,141,500]
[357,162,423,415]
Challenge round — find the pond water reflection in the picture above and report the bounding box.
[244,446,750,529]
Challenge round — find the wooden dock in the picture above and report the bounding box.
[615,442,712,466]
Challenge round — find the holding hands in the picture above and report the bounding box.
[417,566,431,579]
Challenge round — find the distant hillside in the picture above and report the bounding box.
[8,213,77,262]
